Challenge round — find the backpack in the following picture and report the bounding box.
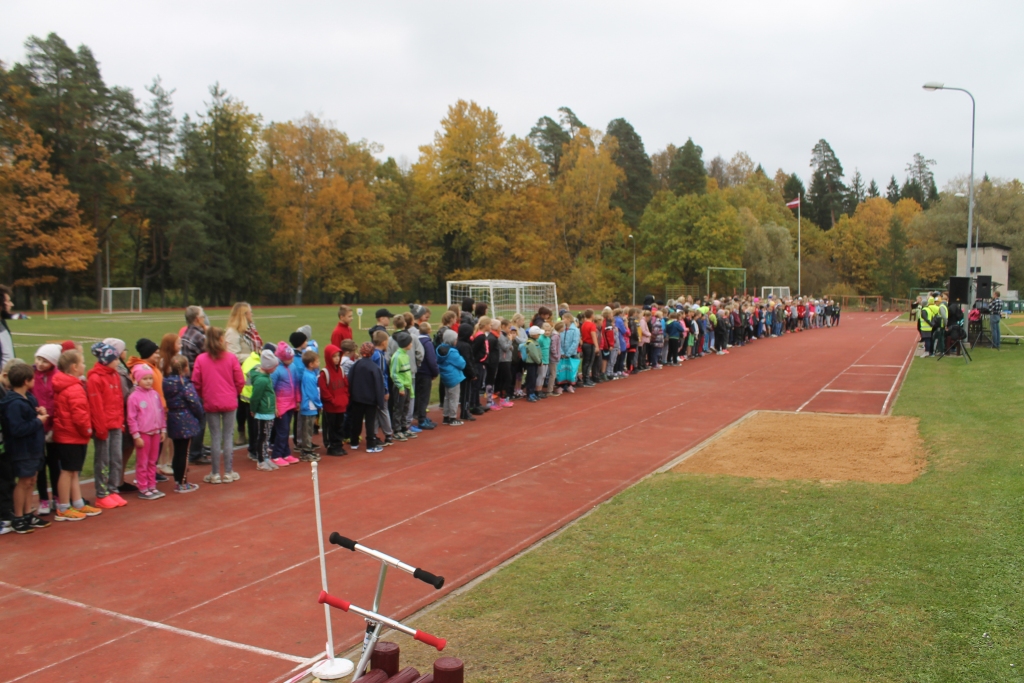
[520,340,529,362]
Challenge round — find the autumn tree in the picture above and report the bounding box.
[0,121,96,300]
[638,187,743,291]
[261,114,395,303]
[528,107,585,180]
[650,144,677,191]
[553,129,628,300]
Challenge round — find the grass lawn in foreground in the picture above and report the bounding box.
[385,347,1023,681]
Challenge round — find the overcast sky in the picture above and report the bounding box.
[3,1,1022,189]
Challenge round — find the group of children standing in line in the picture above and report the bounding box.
[0,295,836,535]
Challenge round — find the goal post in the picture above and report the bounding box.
[446,280,558,321]
[101,287,143,314]
[761,286,791,300]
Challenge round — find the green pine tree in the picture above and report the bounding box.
[807,139,846,228]
[606,118,653,228]
[886,176,901,204]
[867,179,880,198]
[668,138,706,195]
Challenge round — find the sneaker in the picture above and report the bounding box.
[527,396,538,402]
[500,399,514,408]
[394,432,408,442]
[77,504,102,517]
[383,436,394,447]
[37,500,51,516]
[470,406,486,416]
[230,471,240,481]
[94,496,120,510]
[266,459,280,470]
[0,521,11,535]
[284,455,300,464]
[349,443,359,450]
[157,463,174,475]
[325,448,347,456]
[247,451,258,462]
[448,419,463,426]
[12,517,33,534]
[488,402,503,411]
[463,414,476,421]
[565,386,575,394]
[138,490,161,500]
[27,514,50,529]
[220,472,233,483]
[55,507,86,522]
[420,420,437,430]
[204,473,222,484]
[366,445,384,453]
[151,489,167,499]
[409,425,422,434]
[118,482,139,493]
[272,458,289,467]
[155,472,168,483]
[175,482,200,493]
[109,493,128,507]
[190,455,212,465]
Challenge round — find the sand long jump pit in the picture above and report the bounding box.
[672,411,927,484]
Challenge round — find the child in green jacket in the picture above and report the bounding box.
[389,332,415,441]
[524,326,543,403]
[250,349,278,471]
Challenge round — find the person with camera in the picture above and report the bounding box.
[990,292,1003,349]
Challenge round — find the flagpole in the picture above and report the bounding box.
[797,193,802,297]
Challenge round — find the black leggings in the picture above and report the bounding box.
[37,442,61,502]
[172,438,191,485]
[496,362,512,397]
[525,364,539,397]
[236,399,249,439]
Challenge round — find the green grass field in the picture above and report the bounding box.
[383,348,1023,681]
[8,304,457,362]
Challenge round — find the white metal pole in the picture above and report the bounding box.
[311,463,335,660]
[797,194,802,297]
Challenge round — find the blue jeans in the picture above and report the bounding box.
[991,315,1001,348]
[273,410,294,460]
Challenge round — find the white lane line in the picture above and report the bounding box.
[852,364,902,368]
[0,580,307,664]
[820,389,889,394]
[881,339,917,415]
[796,327,899,412]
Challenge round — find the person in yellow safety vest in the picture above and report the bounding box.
[925,297,941,355]
[918,296,935,354]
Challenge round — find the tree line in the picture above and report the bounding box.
[1,33,1021,310]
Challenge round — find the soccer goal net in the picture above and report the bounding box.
[101,287,143,314]
[666,284,700,302]
[761,286,791,300]
[447,280,558,321]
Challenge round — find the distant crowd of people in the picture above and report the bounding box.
[0,287,836,536]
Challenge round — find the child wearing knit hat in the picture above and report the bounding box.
[31,344,62,516]
[86,342,128,509]
[249,350,278,471]
[127,364,167,500]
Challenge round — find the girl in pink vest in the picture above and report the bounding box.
[128,364,166,500]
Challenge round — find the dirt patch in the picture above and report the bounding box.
[673,412,927,484]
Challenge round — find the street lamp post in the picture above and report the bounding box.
[628,234,636,306]
[923,82,976,304]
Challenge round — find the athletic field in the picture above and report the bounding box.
[2,313,1020,681]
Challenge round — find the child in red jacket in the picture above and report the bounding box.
[53,350,99,522]
[317,344,349,456]
[87,342,127,509]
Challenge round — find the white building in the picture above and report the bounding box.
[956,242,1013,298]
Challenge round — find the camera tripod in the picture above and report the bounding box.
[936,324,970,364]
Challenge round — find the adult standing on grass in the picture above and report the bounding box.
[225,302,263,448]
[0,285,15,368]
[180,306,209,464]
[191,327,244,484]
[990,291,1003,350]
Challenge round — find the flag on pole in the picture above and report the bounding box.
[786,197,801,208]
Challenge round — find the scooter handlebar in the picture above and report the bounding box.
[413,568,445,590]
[414,630,447,651]
[328,532,357,551]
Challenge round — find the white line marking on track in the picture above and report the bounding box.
[852,364,902,368]
[881,338,917,415]
[0,580,307,664]
[796,327,901,412]
[820,389,890,394]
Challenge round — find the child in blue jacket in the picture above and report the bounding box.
[296,349,322,461]
[435,329,465,426]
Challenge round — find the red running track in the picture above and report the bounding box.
[0,313,917,683]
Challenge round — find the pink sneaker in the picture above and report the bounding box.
[500,399,514,408]
[95,496,120,510]
[272,457,290,467]
[284,455,300,464]
[109,493,128,507]
[488,402,502,411]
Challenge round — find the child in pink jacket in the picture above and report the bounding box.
[128,364,166,500]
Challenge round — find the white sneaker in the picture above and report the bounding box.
[204,473,222,485]
[256,461,274,472]
[37,500,51,516]
[228,471,240,481]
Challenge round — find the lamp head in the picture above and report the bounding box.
[922,82,944,91]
